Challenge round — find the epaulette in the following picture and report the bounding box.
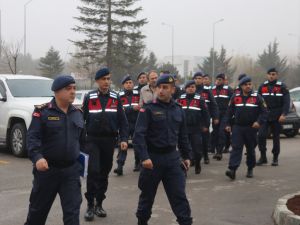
[276,81,282,85]
[223,85,229,89]
[109,91,118,99]
[119,91,125,96]
[194,94,201,99]
[212,85,216,89]
[133,90,139,95]
[133,85,139,90]
[179,94,186,99]
[34,102,48,110]
[204,86,211,90]
[251,93,258,96]
[264,80,269,84]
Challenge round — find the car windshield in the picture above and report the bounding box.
[290,90,300,102]
[75,93,82,100]
[6,79,53,97]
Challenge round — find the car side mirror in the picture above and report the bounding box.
[0,93,7,102]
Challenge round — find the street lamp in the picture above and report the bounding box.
[0,9,2,57]
[212,18,224,82]
[288,33,300,57]
[162,22,174,66]
[24,0,33,56]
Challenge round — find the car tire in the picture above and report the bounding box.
[9,123,27,157]
[283,129,298,138]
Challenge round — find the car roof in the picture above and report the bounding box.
[0,74,52,80]
[290,87,300,92]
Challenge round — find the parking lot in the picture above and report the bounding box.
[0,136,300,225]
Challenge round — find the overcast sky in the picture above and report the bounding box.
[0,0,299,60]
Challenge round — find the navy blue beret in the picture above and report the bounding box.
[137,72,146,80]
[121,75,132,85]
[216,73,225,80]
[239,76,252,86]
[238,73,247,81]
[193,71,203,79]
[156,74,175,86]
[95,68,110,80]
[267,68,278,74]
[184,80,196,89]
[51,75,75,92]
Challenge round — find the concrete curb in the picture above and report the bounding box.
[273,192,300,225]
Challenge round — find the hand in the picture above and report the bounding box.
[36,158,49,171]
[184,159,190,170]
[120,142,128,151]
[213,119,219,125]
[252,122,260,129]
[278,115,286,123]
[225,126,231,133]
[202,127,209,132]
[133,105,140,111]
[142,159,153,169]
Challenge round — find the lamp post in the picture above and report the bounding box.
[212,18,224,82]
[162,22,174,66]
[288,33,300,57]
[0,9,2,57]
[24,0,33,56]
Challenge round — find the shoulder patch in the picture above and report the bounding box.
[32,111,41,117]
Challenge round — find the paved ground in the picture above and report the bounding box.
[0,136,300,225]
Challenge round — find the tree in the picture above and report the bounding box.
[71,0,147,85]
[197,46,236,82]
[157,62,179,75]
[0,40,22,74]
[38,47,64,78]
[143,51,158,72]
[257,40,289,76]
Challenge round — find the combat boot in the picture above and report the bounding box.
[271,156,279,166]
[84,205,94,221]
[195,160,201,174]
[138,219,148,225]
[113,165,123,176]
[246,168,253,178]
[225,169,236,180]
[256,154,268,166]
[133,161,140,172]
[95,203,107,217]
[215,153,222,161]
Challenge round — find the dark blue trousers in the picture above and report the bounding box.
[136,151,192,225]
[201,130,210,159]
[228,125,257,170]
[258,120,281,157]
[188,133,202,162]
[24,163,82,225]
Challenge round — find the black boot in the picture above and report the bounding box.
[246,168,253,178]
[271,156,279,166]
[113,165,123,176]
[215,153,222,161]
[95,203,107,217]
[195,160,201,174]
[84,205,94,221]
[222,147,229,153]
[225,169,236,180]
[138,219,148,225]
[133,161,140,172]
[256,153,268,166]
[204,157,210,164]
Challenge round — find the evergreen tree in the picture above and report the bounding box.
[257,40,289,76]
[38,47,64,78]
[143,51,158,72]
[72,0,147,85]
[157,62,179,75]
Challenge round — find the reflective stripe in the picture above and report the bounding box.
[89,110,102,113]
[245,104,258,107]
[275,93,283,96]
[218,95,229,98]
[235,104,244,107]
[182,106,188,109]
[189,107,201,111]
[123,104,130,107]
[105,109,117,112]
[262,93,269,96]
[90,96,98,99]
[131,103,139,106]
[205,100,210,103]
[133,90,139,94]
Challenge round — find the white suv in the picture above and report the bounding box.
[0,75,53,157]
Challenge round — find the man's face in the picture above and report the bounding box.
[215,78,224,86]
[186,84,196,94]
[156,83,175,102]
[267,72,278,82]
[203,77,210,86]
[55,84,76,104]
[138,74,148,85]
[194,76,203,85]
[123,80,134,91]
[148,72,158,87]
[224,76,229,85]
[241,82,252,93]
[96,74,111,90]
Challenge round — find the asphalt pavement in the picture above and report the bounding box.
[0,136,300,225]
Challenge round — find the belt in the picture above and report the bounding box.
[148,144,176,154]
[47,160,76,168]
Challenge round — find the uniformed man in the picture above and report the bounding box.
[224,76,268,180]
[172,74,183,100]
[178,80,210,174]
[234,74,247,94]
[134,72,148,91]
[211,73,233,160]
[257,68,290,166]
[114,75,140,175]
[82,68,129,221]
[133,74,193,225]
[193,71,219,164]
[202,74,211,87]
[24,75,84,225]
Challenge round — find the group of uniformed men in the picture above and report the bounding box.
[23,66,290,225]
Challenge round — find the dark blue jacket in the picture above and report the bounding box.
[133,99,191,161]
[211,84,234,115]
[27,98,85,164]
[196,85,219,120]
[82,89,129,142]
[223,92,268,127]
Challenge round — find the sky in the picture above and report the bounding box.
[0,0,299,61]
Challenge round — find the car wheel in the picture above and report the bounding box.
[283,129,298,138]
[9,123,27,157]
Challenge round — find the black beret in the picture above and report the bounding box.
[238,73,247,81]
[137,72,146,80]
[121,75,132,85]
[156,74,175,86]
[51,75,75,92]
[95,68,110,80]
[239,76,252,86]
[193,71,203,79]
[184,80,196,89]
[216,73,225,80]
[267,68,278,74]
